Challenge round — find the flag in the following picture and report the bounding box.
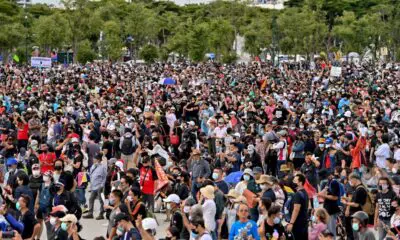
[12,54,19,63]
[304,179,317,198]
[154,159,169,192]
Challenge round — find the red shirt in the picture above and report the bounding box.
[39,152,56,173]
[139,166,158,195]
[17,123,29,140]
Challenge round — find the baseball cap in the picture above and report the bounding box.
[60,214,78,224]
[163,194,180,204]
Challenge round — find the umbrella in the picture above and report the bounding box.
[224,171,243,185]
[160,78,176,85]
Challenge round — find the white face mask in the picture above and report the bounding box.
[43,176,50,182]
[53,174,60,182]
[50,217,57,226]
[393,168,398,174]
[32,170,41,177]
[183,206,191,213]
[116,228,124,236]
[127,196,133,202]
[166,204,172,210]
[260,184,268,191]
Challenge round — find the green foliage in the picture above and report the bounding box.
[76,39,96,63]
[139,44,159,63]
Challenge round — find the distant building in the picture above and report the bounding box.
[163,0,287,8]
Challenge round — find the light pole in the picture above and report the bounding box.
[24,0,28,64]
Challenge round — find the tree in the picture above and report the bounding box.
[207,18,235,60]
[103,20,124,62]
[76,39,96,63]
[139,44,158,63]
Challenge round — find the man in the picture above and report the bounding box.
[287,174,309,240]
[48,206,68,240]
[120,128,139,169]
[53,159,74,192]
[300,152,320,189]
[271,131,288,177]
[163,194,187,239]
[119,175,133,201]
[126,187,147,222]
[374,177,396,240]
[352,211,375,240]
[317,171,341,238]
[52,179,81,220]
[375,134,391,169]
[114,212,142,240]
[3,194,41,239]
[342,173,369,240]
[212,168,229,194]
[190,149,211,199]
[229,203,260,240]
[190,217,213,240]
[138,155,158,213]
[84,153,107,220]
[200,185,216,239]
[87,135,100,168]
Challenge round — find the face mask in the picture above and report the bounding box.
[55,186,62,192]
[43,176,50,182]
[61,222,68,231]
[166,204,172,210]
[53,173,60,182]
[243,175,250,181]
[260,185,268,191]
[212,173,219,180]
[393,168,398,174]
[55,166,62,171]
[117,227,124,236]
[109,198,116,205]
[273,217,281,224]
[50,217,57,226]
[248,149,254,155]
[16,202,21,211]
[183,206,191,213]
[311,215,316,222]
[191,230,199,239]
[380,184,388,191]
[32,170,41,177]
[352,223,359,232]
[319,144,324,148]
[127,196,133,202]
[299,125,304,129]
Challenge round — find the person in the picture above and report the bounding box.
[120,128,139,169]
[352,211,376,240]
[300,152,320,189]
[163,194,188,239]
[342,173,369,240]
[114,212,142,240]
[83,153,107,219]
[126,187,147,222]
[200,185,217,239]
[212,168,229,194]
[52,179,81,220]
[105,189,126,239]
[136,216,158,240]
[287,174,309,240]
[60,214,82,240]
[222,189,240,233]
[229,203,260,240]
[317,171,341,237]
[190,149,211,200]
[257,197,272,227]
[38,143,56,173]
[256,175,276,203]
[259,205,285,240]
[308,208,329,240]
[36,171,54,238]
[190,217,213,240]
[374,177,397,240]
[48,207,68,240]
[137,154,158,213]
[14,173,35,213]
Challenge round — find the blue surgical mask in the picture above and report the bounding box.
[212,173,219,180]
[311,215,316,222]
[61,222,68,231]
[273,217,281,224]
[16,202,21,211]
[191,231,198,239]
[352,223,359,232]
[243,175,250,181]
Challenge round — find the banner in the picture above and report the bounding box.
[330,66,342,77]
[31,57,52,68]
[154,159,169,192]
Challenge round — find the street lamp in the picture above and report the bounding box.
[25,15,28,64]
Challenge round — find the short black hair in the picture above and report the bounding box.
[20,194,31,207]
[130,187,141,198]
[295,173,306,185]
[268,205,281,216]
[121,175,133,186]
[111,189,123,200]
[190,216,205,228]
[17,173,30,185]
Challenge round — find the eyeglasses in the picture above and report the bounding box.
[239,209,249,212]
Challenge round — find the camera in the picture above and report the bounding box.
[2,231,15,238]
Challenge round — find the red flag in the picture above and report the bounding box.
[304,179,317,198]
[154,160,169,192]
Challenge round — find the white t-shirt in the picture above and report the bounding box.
[202,199,216,233]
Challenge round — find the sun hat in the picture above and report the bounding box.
[200,185,215,199]
[256,175,273,185]
[233,196,248,204]
[60,214,78,224]
[226,189,239,199]
[243,168,254,177]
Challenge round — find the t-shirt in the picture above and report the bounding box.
[138,164,158,195]
[17,123,29,140]
[39,152,56,173]
[263,222,286,239]
[350,185,368,214]
[376,190,397,220]
[171,210,184,232]
[300,162,318,187]
[216,180,230,194]
[357,229,376,240]
[291,189,309,228]
[19,210,38,239]
[229,220,260,240]
[323,180,341,215]
[262,189,277,203]
[273,108,288,125]
[102,140,114,159]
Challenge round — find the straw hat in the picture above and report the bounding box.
[280,164,290,172]
[226,189,239,199]
[200,185,215,199]
[256,175,273,185]
[233,196,248,204]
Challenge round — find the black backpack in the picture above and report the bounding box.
[121,136,135,155]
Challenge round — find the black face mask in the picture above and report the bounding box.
[55,166,62,171]
[55,186,61,192]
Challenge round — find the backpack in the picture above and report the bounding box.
[65,191,82,220]
[356,185,374,216]
[121,135,135,155]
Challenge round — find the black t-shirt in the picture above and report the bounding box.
[262,188,277,203]
[73,154,83,177]
[291,189,309,227]
[300,162,317,187]
[19,210,38,239]
[323,180,341,215]
[171,210,184,231]
[263,221,286,239]
[376,190,397,220]
[102,140,114,159]
[186,102,199,117]
[273,107,288,125]
[215,180,230,194]
[175,183,190,200]
[60,172,75,192]
[350,185,368,214]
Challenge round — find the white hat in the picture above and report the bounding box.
[243,168,254,177]
[71,138,79,143]
[233,133,240,138]
[344,110,351,118]
[188,121,195,126]
[163,194,180,204]
[142,218,158,231]
[60,214,78,224]
[115,160,124,171]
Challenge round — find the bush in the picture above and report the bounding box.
[139,44,158,63]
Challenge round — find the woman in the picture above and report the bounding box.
[235,168,260,221]
[309,208,329,240]
[387,197,400,239]
[222,190,240,233]
[229,203,260,240]
[259,205,286,240]
[14,173,35,213]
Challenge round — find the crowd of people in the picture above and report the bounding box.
[0,60,399,240]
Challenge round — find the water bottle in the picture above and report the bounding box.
[313,196,319,208]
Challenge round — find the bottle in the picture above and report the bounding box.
[272,230,279,240]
